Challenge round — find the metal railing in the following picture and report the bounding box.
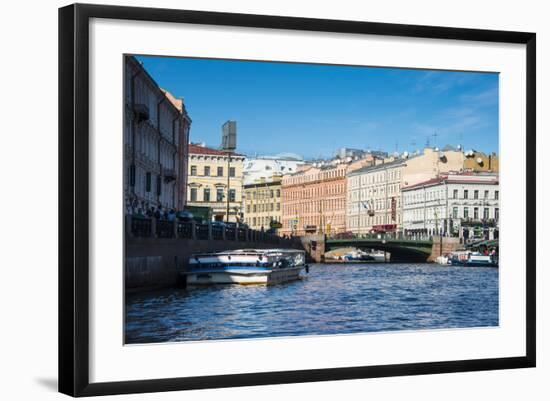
[126,215,300,247]
[130,217,152,237]
[156,220,174,238]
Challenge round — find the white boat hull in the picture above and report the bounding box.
[185,266,304,286]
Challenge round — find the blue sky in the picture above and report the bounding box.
[136,55,499,159]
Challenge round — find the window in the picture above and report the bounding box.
[129,164,136,186]
[145,172,151,192]
[276,203,280,211]
[253,205,257,213]
[156,175,161,196]
[190,165,197,176]
[484,190,489,199]
[495,208,499,221]
[204,166,210,176]
[474,190,479,199]
[203,188,210,202]
[190,188,197,202]
[229,189,236,202]
[270,190,274,198]
[464,207,469,219]
[216,188,224,202]
[463,190,468,199]
[270,203,274,211]
[276,189,281,197]
[246,205,250,213]
[495,190,499,200]
[474,207,479,220]
[217,166,223,176]
[483,207,490,220]
[229,167,236,177]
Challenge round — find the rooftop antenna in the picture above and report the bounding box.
[432,131,439,149]
[425,136,430,148]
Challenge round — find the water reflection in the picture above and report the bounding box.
[125,263,499,344]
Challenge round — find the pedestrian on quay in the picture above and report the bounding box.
[154,206,162,220]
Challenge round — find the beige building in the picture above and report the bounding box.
[186,143,245,222]
[463,150,499,173]
[402,147,465,188]
[124,56,191,212]
[347,159,406,235]
[243,176,283,231]
[345,147,467,236]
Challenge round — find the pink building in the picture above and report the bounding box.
[281,164,350,236]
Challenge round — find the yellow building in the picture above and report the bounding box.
[186,143,245,222]
[402,147,465,187]
[463,150,499,172]
[243,176,283,231]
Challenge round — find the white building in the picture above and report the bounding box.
[124,56,191,212]
[346,158,406,236]
[402,173,499,240]
[242,154,304,186]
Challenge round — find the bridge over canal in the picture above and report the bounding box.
[323,236,461,263]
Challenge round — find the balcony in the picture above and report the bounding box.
[163,168,176,182]
[133,104,149,123]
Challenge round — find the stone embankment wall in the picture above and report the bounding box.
[126,237,304,291]
[428,236,462,262]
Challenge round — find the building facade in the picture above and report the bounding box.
[124,55,191,212]
[402,173,499,240]
[186,143,245,222]
[242,154,304,186]
[243,176,283,231]
[346,159,406,236]
[281,163,349,236]
[401,147,465,187]
[463,150,499,173]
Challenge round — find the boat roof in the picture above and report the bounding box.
[191,248,303,257]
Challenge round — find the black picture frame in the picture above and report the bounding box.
[59,3,536,397]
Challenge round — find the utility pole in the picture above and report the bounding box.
[357,177,362,236]
[225,151,231,223]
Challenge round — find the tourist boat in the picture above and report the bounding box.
[449,251,498,268]
[183,249,307,285]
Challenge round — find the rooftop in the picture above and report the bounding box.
[402,173,499,191]
[188,143,243,157]
[347,158,407,176]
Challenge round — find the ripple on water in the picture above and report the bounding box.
[125,263,498,344]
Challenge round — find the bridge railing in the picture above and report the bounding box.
[125,214,297,246]
[327,232,435,242]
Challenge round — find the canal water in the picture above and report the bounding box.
[125,263,499,344]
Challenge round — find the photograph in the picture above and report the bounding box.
[123,54,500,345]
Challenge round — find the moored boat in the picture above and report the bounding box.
[449,251,498,268]
[342,250,374,262]
[183,249,307,285]
[435,255,450,265]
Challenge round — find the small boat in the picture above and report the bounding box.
[368,251,386,262]
[449,251,498,268]
[342,251,374,262]
[183,249,307,285]
[435,255,450,265]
